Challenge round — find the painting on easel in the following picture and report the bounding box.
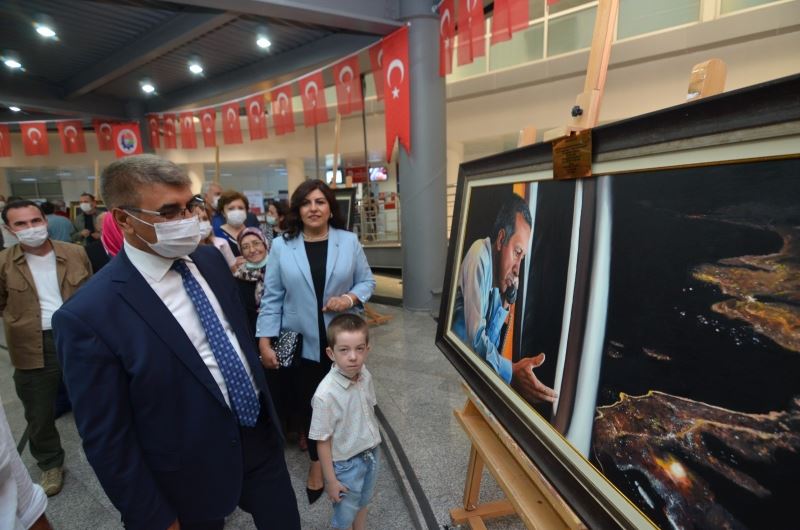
[437,75,800,529]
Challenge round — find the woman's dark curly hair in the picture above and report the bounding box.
[282,179,344,239]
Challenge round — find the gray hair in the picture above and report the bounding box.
[101,154,190,209]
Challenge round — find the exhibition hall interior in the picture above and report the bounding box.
[0,0,798,528]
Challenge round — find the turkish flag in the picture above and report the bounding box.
[93,119,115,151]
[333,56,363,116]
[112,122,143,158]
[21,122,50,156]
[245,95,268,141]
[439,0,456,76]
[222,102,243,144]
[163,114,178,149]
[382,27,410,162]
[146,114,161,149]
[57,121,86,154]
[299,72,328,128]
[369,44,385,101]
[271,86,295,135]
[199,107,216,147]
[457,0,486,66]
[179,112,197,149]
[492,0,529,44]
[0,125,11,157]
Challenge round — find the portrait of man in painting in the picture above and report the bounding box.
[446,158,800,529]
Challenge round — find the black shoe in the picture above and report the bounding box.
[306,487,323,504]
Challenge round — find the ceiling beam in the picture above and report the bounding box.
[0,76,127,120]
[167,0,402,34]
[149,32,379,112]
[63,12,238,99]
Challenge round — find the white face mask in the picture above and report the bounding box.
[211,196,220,209]
[16,225,49,248]
[265,215,277,226]
[199,220,212,239]
[127,212,201,259]
[226,209,247,227]
[79,203,93,213]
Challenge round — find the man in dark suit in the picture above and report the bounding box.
[52,154,300,530]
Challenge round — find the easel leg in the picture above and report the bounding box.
[463,446,484,510]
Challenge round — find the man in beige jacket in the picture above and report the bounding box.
[0,200,91,496]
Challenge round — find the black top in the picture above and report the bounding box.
[84,212,95,234]
[85,239,110,273]
[219,228,241,257]
[304,239,328,359]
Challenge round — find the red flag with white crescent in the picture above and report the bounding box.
[112,122,143,158]
[199,108,216,147]
[179,112,197,149]
[163,114,177,149]
[222,102,243,144]
[299,72,328,128]
[57,121,86,154]
[146,114,161,149]
[21,122,50,156]
[270,86,295,135]
[382,27,410,162]
[93,119,115,151]
[492,0,529,44]
[439,0,455,76]
[457,0,486,66]
[333,56,363,116]
[0,125,11,157]
[368,44,385,101]
[245,95,268,140]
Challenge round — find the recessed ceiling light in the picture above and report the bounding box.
[188,55,203,75]
[256,36,271,49]
[140,79,156,94]
[21,177,37,182]
[4,58,22,69]
[9,106,21,112]
[35,24,56,38]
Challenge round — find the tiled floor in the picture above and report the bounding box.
[0,304,524,529]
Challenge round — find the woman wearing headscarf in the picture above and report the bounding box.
[256,179,375,504]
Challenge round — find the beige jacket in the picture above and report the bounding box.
[0,241,92,369]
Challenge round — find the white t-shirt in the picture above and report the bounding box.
[24,251,63,331]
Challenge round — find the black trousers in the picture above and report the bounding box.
[182,399,300,530]
[299,355,333,462]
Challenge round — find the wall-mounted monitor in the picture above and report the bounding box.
[369,166,388,181]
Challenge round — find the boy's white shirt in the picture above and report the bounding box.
[309,364,382,462]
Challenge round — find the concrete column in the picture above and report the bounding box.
[398,0,447,312]
[286,157,306,196]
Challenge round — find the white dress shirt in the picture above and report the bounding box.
[24,250,63,331]
[124,241,257,408]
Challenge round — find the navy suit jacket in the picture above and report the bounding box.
[53,245,280,529]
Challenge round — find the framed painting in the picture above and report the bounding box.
[436,74,800,528]
[333,187,356,232]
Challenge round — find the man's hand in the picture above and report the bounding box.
[166,519,180,530]
[511,353,558,404]
[80,229,90,237]
[231,256,246,271]
[91,231,101,240]
[322,294,352,313]
[325,478,348,503]
[258,337,279,369]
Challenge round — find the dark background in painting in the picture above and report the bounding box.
[594,158,800,529]
[459,183,517,262]
[519,181,576,418]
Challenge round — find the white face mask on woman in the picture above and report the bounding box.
[226,209,247,227]
[15,225,49,248]
[127,212,201,259]
[198,220,212,239]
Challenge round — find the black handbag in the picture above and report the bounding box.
[274,330,302,368]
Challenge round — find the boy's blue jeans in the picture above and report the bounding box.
[331,446,380,529]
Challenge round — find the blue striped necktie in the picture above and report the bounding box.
[172,259,260,427]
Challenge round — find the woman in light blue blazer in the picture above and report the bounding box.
[256,179,375,503]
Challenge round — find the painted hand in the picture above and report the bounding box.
[511,353,558,404]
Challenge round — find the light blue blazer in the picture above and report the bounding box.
[256,227,376,362]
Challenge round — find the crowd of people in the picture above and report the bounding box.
[0,154,379,530]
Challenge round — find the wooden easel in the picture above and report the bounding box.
[364,303,392,326]
[452,2,619,528]
[450,385,585,529]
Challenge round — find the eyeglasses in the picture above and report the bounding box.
[241,241,266,252]
[123,196,204,221]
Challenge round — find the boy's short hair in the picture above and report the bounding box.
[327,314,369,347]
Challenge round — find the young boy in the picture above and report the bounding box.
[309,314,381,530]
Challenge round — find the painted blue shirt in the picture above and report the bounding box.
[451,237,512,383]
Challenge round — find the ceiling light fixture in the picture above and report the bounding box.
[35,24,56,38]
[188,55,203,75]
[140,78,156,94]
[9,106,21,112]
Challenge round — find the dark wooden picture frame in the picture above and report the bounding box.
[333,187,356,232]
[436,75,800,529]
